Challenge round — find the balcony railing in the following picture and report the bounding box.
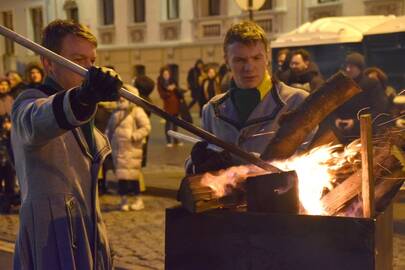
[192,16,233,40]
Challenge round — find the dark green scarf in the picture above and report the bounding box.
[230,83,260,126]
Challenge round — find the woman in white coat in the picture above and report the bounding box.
[106,85,151,211]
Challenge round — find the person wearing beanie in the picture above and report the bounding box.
[332,52,389,144]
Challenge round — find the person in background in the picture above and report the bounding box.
[285,49,324,92]
[106,84,151,211]
[364,67,397,108]
[133,75,155,167]
[11,19,122,269]
[333,52,389,143]
[157,66,181,147]
[187,59,205,116]
[0,77,16,214]
[274,48,291,82]
[6,71,26,99]
[25,63,44,88]
[202,67,221,103]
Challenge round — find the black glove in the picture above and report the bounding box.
[76,66,122,105]
[191,141,232,174]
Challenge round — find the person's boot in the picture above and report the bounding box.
[130,196,144,211]
[120,196,129,211]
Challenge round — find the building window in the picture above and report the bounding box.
[208,0,220,16]
[1,11,14,55]
[101,0,114,25]
[64,0,79,23]
[66,7,79,22]
[30,7,43,44]
[134,0,146,23]
[259,0,272,10]
[167,0,179,20]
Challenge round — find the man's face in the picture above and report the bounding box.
[277,53,287,68]
[225,41,268,89]
[289,54,308,74]
[43,34,96,90]
[29,68,43,83]
[207,68,216,79]
[345,63,361,79]
[0,81,10,94]
[7,72,21,88]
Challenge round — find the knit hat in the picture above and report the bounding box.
[345,52,365,70]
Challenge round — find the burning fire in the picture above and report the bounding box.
[200,141,361,215]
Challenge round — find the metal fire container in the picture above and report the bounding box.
[165,204,393,270]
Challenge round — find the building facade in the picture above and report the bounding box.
[0,0,404,87]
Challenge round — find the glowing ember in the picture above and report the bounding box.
[200,141,361,215]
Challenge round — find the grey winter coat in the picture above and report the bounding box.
[192,82,313,167]
[106,104,151,180]
[11,79,112,270]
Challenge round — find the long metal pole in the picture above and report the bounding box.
[0,24,279,172]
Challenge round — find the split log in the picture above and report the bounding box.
[177,173,248,213]
[321,132,405,215]
[261,72,361,161]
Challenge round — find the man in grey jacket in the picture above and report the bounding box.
[11,20,122,269]
[188,21,311,174]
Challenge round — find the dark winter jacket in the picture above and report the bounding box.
[333,74,389,142]
[187,60,203,99]
[284,62,324,93]
[157,76,180,116]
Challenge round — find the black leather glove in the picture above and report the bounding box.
[76,66,122,105]
[191,141,233,174]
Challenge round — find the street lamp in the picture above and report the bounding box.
[234,0,266,21]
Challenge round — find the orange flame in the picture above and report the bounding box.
[199,141,361,215]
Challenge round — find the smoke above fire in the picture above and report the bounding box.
[200,141,362,215]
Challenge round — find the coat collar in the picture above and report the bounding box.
[37,76,65,95]
[211,82,284,130]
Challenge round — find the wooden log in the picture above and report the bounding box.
[322,138,403,215]
[177,174,247,213]
[261,72,361,161]
[360,115,375,218]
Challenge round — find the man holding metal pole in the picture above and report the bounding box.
[11,20,122,269]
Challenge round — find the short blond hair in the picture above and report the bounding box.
[223,21,268,55]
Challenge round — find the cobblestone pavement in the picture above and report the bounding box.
[0,194,180,270]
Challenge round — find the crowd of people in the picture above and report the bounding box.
[0,64,45,214]
[274,48,402,144]
[0,18,404,269]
